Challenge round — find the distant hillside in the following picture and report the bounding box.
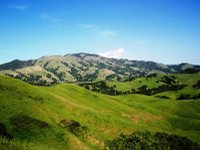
[79,73,200,100]
[0,53,200,85]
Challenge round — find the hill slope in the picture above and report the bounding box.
[79,73,200,101]
[1,53,200,85]
[0,75,200,149]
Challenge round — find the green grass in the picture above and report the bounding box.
[106,74,165,91]
[107,73,200,99]
[0,74,200,149]
[0,137,52,150]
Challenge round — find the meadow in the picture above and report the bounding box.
[0,74,199,149]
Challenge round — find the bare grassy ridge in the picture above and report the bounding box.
[1,53,200,85]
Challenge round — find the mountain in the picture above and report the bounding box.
[0,53,200,85]
[0,54,200,149]
[0,74,199,149]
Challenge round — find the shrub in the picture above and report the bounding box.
[159,75,177,85]
[146,73,157,78]
[192,93,200,100]
[193,80,200,89]
[79,81,122,95]
[106,131,199,150]
[177,94,191,100]
[59,119,88,137]
[0,123,12,139]
[183,68,199,74]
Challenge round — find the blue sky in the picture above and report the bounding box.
[0,0,200,64]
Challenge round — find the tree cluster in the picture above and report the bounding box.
[79,81,123,95]
[193,80,200,89]
[177,93,200,100]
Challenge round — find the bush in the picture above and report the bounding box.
[146,73,157,78]
[106,131,199,150]
[59,119,88,137]
[192,93,200,100]
[79,81,123,95]
[177,94,191,100]
[193,80,200,89]
[0,123,12,139]
[183,68,199,74]
[159,75,177,85]
[136,84,186,96]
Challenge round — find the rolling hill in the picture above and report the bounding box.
[0,53,200,149]
[0,74,200,149]
[79,73,200,100]
[0,53,200,85]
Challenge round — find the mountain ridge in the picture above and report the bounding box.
[0,53,200,85]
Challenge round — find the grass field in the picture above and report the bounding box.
[107,73,200,99]
[0,74,200,149]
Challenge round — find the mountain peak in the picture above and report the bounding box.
[64,53,100,58]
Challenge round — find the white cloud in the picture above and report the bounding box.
[99,30,115,39]
[8,4,29,10]
[81,24,96,29]
[39,13,61,23]
[99,48,125,59]
[80,24,115,39]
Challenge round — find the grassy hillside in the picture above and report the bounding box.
[0,74,200,149]
[1,53,200,85]
[105,73,200,99]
